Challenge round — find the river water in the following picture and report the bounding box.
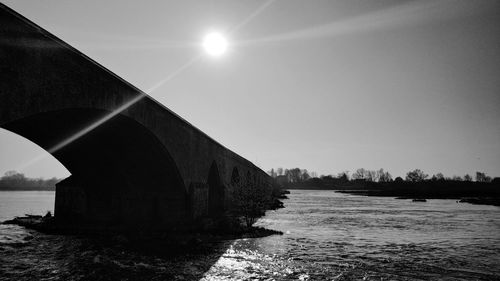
[0,190,499,280]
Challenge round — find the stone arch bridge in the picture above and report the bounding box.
[0,4,271,229]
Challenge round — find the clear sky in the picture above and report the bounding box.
[1,0,499,179]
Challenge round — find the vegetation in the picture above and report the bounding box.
[267,167,500,205]
[267,166,497,186]
[0,171,61,191]
[231,181,271,227]
[405,169,428,182]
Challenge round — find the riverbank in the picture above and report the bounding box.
[2,214,283,258]
[283,180,500,206]
[334,190,500,206]
[1,185,288,239]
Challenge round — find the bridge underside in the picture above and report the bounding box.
[4,109,188,229]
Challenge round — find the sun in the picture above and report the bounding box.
[202,32,228,57]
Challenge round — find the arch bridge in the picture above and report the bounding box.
[0,4,271,229]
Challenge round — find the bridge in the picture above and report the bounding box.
[0,4,271,230]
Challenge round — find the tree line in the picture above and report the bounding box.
[0,171,61,190]
[268,167,497,185]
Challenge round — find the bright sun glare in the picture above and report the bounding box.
[203,32,228,57]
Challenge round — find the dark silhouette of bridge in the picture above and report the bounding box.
[0,4,271,229]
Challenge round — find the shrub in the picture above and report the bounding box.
[232,181,269,228]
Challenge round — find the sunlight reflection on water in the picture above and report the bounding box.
[201,190,500,280]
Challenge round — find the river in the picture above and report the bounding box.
[0,190,499,280]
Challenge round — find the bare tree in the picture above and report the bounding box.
[431,173,445,181]
[366,170,376,182]
[284,169,290,182]
[476,172,491,182]
[405,169,428,182]
[276,167,283,176]
[232,181,269,227]
[337,171,350,181]
[352,168,367,180]
[288,168,302,183]
[300,169,310,181]
[267,168,277,178]
[352,168,378,181]
[377,169,392,182]
[464,174,472,181]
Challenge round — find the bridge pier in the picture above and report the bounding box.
[55,176,87,222]
[55,175,190,231]
[188,182,209,220]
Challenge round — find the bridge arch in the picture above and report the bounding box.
[207,161,225,217]
[230,167,240,187]
[1,108,187,228]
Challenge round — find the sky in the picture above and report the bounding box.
[1,0,499,179]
